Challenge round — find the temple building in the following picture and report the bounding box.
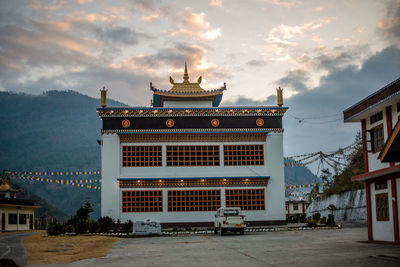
[97,65,288,227]
[344,77,400,245]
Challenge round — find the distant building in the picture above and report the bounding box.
[97,64,288,227]
[0,173,37,231]
[343,77,400,245]
[285,197,309,221]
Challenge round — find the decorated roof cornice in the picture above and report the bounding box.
[97,106,288,117]
[101,128,284,134]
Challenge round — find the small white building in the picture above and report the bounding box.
[343,77,400,245]
[0,175,37,231]
[98,65,288,227]
[285,197,309,221]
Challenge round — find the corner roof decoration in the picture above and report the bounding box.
[150,63,226,107]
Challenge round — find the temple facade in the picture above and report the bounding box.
[97,65,288,227]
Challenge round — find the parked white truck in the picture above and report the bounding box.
[214,207,246,235]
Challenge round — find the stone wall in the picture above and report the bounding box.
[306,189,366,221]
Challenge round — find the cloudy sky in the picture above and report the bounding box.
[1,0,400,170]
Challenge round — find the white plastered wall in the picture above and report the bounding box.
[101,133,121,219]
[370,181,394,242]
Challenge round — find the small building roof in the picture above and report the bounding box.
[343,77,400,122]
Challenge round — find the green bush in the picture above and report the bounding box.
[306,220,317,227]
[122,220,133,234]
[98,216,114,233]
[88,220,97,233]
[312,213,321,222]
[327,214,336,226]
[47,222,64,236]
[63,224,75,233]
[320,217,327,224]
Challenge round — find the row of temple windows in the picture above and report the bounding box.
[121,189,265,213]
[122,145,265,167]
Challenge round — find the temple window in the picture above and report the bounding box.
[293,203,298,211]
[225,189,265,210]
[166,145,220,167]
[122,191,163,212]
[167,190,221,212]
[8,213,18,224]
[371,124,384,153]
[223,145,264,166]
[19,214,27,224]
[122,146,162,167]
[375,193,389,221]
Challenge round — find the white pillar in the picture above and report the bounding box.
[101,133,121,220]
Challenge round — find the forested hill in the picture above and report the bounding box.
[0,90,127,218]
[0,90,316,218]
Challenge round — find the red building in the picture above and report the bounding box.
[343,77,400,245]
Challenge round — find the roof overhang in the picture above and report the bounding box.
[379,120,400,162]
[343,78,400,122]
[351,165,400,181]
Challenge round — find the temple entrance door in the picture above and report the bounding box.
[1,213,5,231]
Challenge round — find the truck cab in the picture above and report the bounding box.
[214,207,246,235]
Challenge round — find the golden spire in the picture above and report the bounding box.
[183,62,189,83]
[100,86,107,108]
[277,87,283,107]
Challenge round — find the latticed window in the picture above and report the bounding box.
[122,191,163,212]
[293,203,298,211]
[122,146,162,167]
[375,193,389,221]
[371,125,384,153]
[224,145,264,166]
[168,190,221,212]
[166,146,220,166]
[225,189,265,210]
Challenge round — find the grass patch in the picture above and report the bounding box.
[23,233,121,264]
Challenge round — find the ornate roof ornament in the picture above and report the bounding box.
[150,62,226,107]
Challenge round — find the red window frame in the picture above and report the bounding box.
[225,189,265,210]
[122,190,163,213]
[168,190,221,212]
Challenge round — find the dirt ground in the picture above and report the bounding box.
[23,234,121,264]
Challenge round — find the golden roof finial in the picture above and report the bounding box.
[183,62,189,83]
[277,86,283,107]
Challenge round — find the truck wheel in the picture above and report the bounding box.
[214,227,218,234]
[221,228,225,236]
[240,229,244,235]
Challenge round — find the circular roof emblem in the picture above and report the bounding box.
[122,119,131,128]
[256,118,264,127]
[166,119,175,128]
[211,119,220,127]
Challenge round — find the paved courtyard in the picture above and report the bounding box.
[31,227,400,267]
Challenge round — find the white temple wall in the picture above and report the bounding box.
[101,133,121,219]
